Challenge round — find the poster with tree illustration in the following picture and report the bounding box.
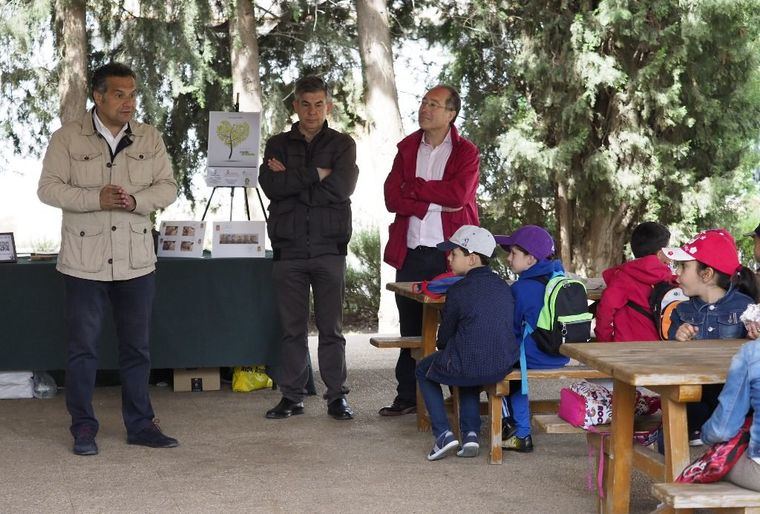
[206,111,261,169]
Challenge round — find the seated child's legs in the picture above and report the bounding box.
[415,353,451,437]
[508,382,531,438]
[458,386,482,435]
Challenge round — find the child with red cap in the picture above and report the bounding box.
[662,228,759,444]
[663,228,757,341]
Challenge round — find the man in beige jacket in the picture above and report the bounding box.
[38,62,178,456]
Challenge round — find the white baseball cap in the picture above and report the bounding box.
[436,225,496,257]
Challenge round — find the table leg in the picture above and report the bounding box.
[661,390,692,481]
[605,379,636,514]
[416,305,439,432]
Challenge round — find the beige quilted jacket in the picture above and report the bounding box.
[38,110,177,281]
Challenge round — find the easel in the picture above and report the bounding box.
[200,184,267,222]
[200,93,267,222]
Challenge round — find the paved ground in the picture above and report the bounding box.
[0,334,662,513]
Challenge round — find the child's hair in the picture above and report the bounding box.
[461,248,490,266]
[631,222,670,258]
[696,262,759,301]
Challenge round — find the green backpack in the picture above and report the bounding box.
[517,273,593,394]
[529,273,594,356]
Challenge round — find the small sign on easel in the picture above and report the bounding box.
[205,111,261,188]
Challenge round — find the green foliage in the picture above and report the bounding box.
[1,0,365,205]
[344,227,380,329]
[431,0,760,272]
[0,0,57,157]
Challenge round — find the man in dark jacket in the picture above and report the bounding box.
[259,76,359,420]
[380,85,480,417]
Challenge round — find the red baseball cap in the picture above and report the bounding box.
[662,228,741,276]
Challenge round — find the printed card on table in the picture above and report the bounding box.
[211,221,266,258]
[157,221,206,258]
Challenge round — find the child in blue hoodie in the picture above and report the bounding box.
[495,225,569,452]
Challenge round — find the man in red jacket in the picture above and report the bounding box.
[379,85,480,416]
[595,222,676,342]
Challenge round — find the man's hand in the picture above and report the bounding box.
[267,158,286,172]
[675,323,699,342]
[317,167,332,181]
[100,185,125,210]
[400,180,417,199]
[745,320,760,340]
[123,193,136,211]
[99,185,135,211]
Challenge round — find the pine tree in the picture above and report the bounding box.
[433,0,760,273]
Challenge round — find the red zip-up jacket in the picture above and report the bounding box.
[383,126,480,269]
[595,255,676,342]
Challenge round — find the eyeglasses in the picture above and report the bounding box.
[419,99,452,111]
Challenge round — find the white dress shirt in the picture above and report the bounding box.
[407,129,453,249]
[93,110,129,156]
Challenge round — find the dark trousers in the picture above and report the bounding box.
[272,255,347,403]
[416,353,481,438]
[394,246,447,404]
[64,273,156,436]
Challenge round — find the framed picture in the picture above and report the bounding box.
[0,233,17,263]
[157,221,206,258]
[212,221,266,258]
[205,111,261,188]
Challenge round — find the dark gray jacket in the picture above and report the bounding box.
[259,121,358,260]
[426,266,519,386]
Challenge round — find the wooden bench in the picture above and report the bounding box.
[369,336,423,350]
[651,482,760,512]
[451,365,610,464]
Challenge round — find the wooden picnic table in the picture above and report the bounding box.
[561,339,746,514]
[386,277,606,431]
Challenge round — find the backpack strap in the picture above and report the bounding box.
[625,300,655,322]
[518,270,565,394]
[519,322,532,395]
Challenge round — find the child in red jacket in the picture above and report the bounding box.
[595,222,676,342]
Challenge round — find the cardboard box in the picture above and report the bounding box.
[173,368,220,392]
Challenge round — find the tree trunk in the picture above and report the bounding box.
[572,203,630,277]
[229,0,262,113]
[56,0,87,124]
[356,0,404,332]
[557,177,636,276]
[555,178,574,272]
[229,0,263,218]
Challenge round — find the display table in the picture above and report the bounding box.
[0,256,280,370]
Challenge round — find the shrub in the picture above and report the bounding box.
[344,227,380,330]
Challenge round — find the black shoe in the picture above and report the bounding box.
[378,399,416,417]
[327,398,354,420]
[502,417,517,441]
[127,421,179,448]
[503,434,534,453]
[689,430,704,446]
[266,398,304,419]
[73,426,98,456]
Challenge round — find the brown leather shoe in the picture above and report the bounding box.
[378,400,416,416]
